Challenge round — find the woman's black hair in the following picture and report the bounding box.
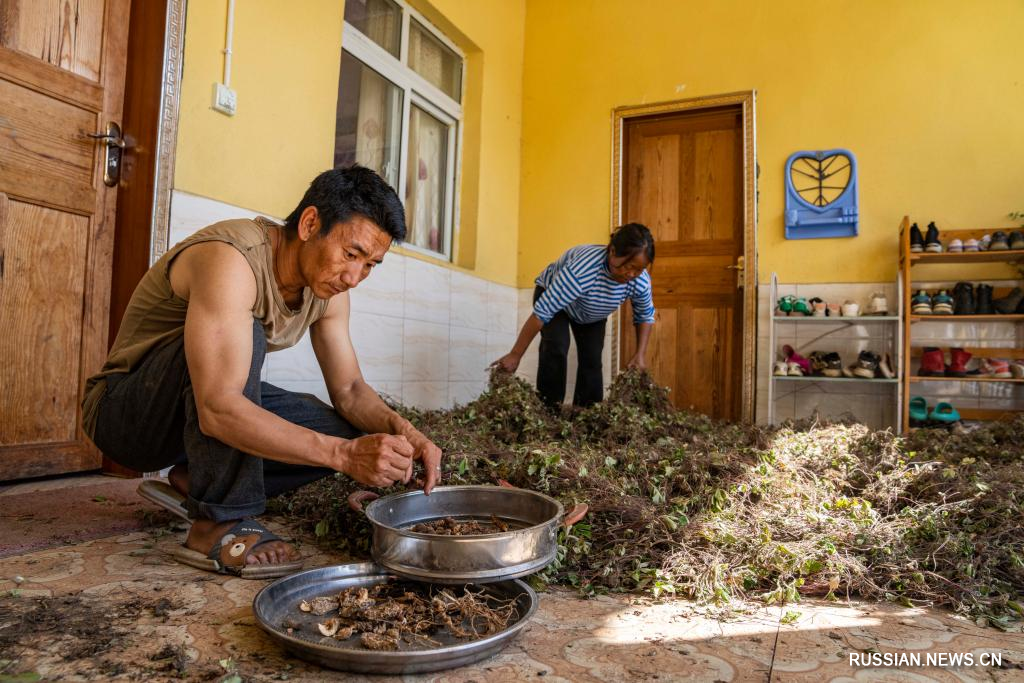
[283,164,406,242]
[609,223,655,263]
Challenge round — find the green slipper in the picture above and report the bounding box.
[928,401,960,423]
[791,297,812,316]
[908,397,928,423]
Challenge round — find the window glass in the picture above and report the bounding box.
[343,0,402,57]
[334,51,403,189]
[408,19,462,102]
[404,105,449,253]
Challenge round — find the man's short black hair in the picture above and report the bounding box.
[284,165,406,242]
[609,222,655,263]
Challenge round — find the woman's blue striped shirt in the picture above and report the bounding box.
[533,244,656,325]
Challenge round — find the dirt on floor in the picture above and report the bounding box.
[0,590,220,680]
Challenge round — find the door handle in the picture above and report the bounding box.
[724,255,744,289]
[89,122,125,186]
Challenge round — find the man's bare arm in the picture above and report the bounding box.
[170,242,412,487]
[312,294,442,492]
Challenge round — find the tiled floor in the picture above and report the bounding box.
[0,479,1021,682]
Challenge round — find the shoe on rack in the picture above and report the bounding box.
[783,344,811,375]
[978,234,992,251]
[791,297,813,316]
[911,290,933,315]
[840,300,860,317]
[952,282,975,315]
[776,295,795,316]
[918,347,946,377]
[924,222,943,252]
[993,286,1023,314]
[1010,359,1024,379]
[908,396,929,425]
[947,238,963,253]
[1009,230,1024,250]
[909,222,924,253]
[773,360,789,376]
[864,292,889,316]
[809,298,827,317]
[975,284,994,314]
[852,350,881,378]
[931,290,954,315]
[877,353,895,379]
[809,351,843,377]
[928,401,961,424]
[786,361,805,376]
[981,358,1012,378]
[945,347,972,377]
[989,231,1009,251]
[963,238,980,252]
[822,352,844,377]
[826,302,841,317]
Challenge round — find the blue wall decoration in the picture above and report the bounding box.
[784,149,858,239]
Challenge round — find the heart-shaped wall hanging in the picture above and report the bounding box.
[784,149,858,239]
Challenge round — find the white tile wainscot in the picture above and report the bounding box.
[166,189,520,409]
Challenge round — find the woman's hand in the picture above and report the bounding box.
[491,352,522,374]
[626,353,647,371]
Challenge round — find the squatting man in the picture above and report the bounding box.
[82,165,442,578]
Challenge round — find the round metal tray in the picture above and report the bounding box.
[364,485,564,584]
[253,562,537,674]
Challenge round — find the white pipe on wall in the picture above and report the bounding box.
[223,0,235,87]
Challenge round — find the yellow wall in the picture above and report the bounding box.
[174,0,345,218]
[517,0,1024,285]
[173,0,526,286]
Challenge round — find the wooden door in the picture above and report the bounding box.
[0,0,130,480]
[620,107,745,420]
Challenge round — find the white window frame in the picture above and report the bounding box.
[341,0,464,261]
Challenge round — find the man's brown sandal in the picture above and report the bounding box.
[169,519,303,580]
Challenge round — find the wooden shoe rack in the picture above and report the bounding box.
[898,216,1024,431]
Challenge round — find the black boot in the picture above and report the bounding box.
[975,284,994,314]
[993,287,1023,314]
[952,282,975,315]
[924,222,942,252]
[909,223,924,253]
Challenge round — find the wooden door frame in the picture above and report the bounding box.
[610,90,758,422]
[101,0,185,477]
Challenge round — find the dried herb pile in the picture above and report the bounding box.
[274,370,1024,630]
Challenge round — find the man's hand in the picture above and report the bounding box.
[406,431,443,494]
[626,353,647,371]
[339,434,415,488]
[491,352,522,374]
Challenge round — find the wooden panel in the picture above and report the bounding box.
[691,127,740,242]
[0,77,97,211]
[0,45,104,109]
[0,442,100,480]
[628,134,680,242]
[0,197,89,444]
[0,0,106,81]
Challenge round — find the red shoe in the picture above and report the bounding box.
[917,347,945,376]
[945,347,971,377]
[783,344,811,376]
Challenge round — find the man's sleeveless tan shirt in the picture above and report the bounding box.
[81,217,329,437]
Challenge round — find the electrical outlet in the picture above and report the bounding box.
[212,83,237,116]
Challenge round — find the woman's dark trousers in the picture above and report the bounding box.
[533,286,606,408]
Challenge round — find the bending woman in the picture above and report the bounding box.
[492,223,656,407]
